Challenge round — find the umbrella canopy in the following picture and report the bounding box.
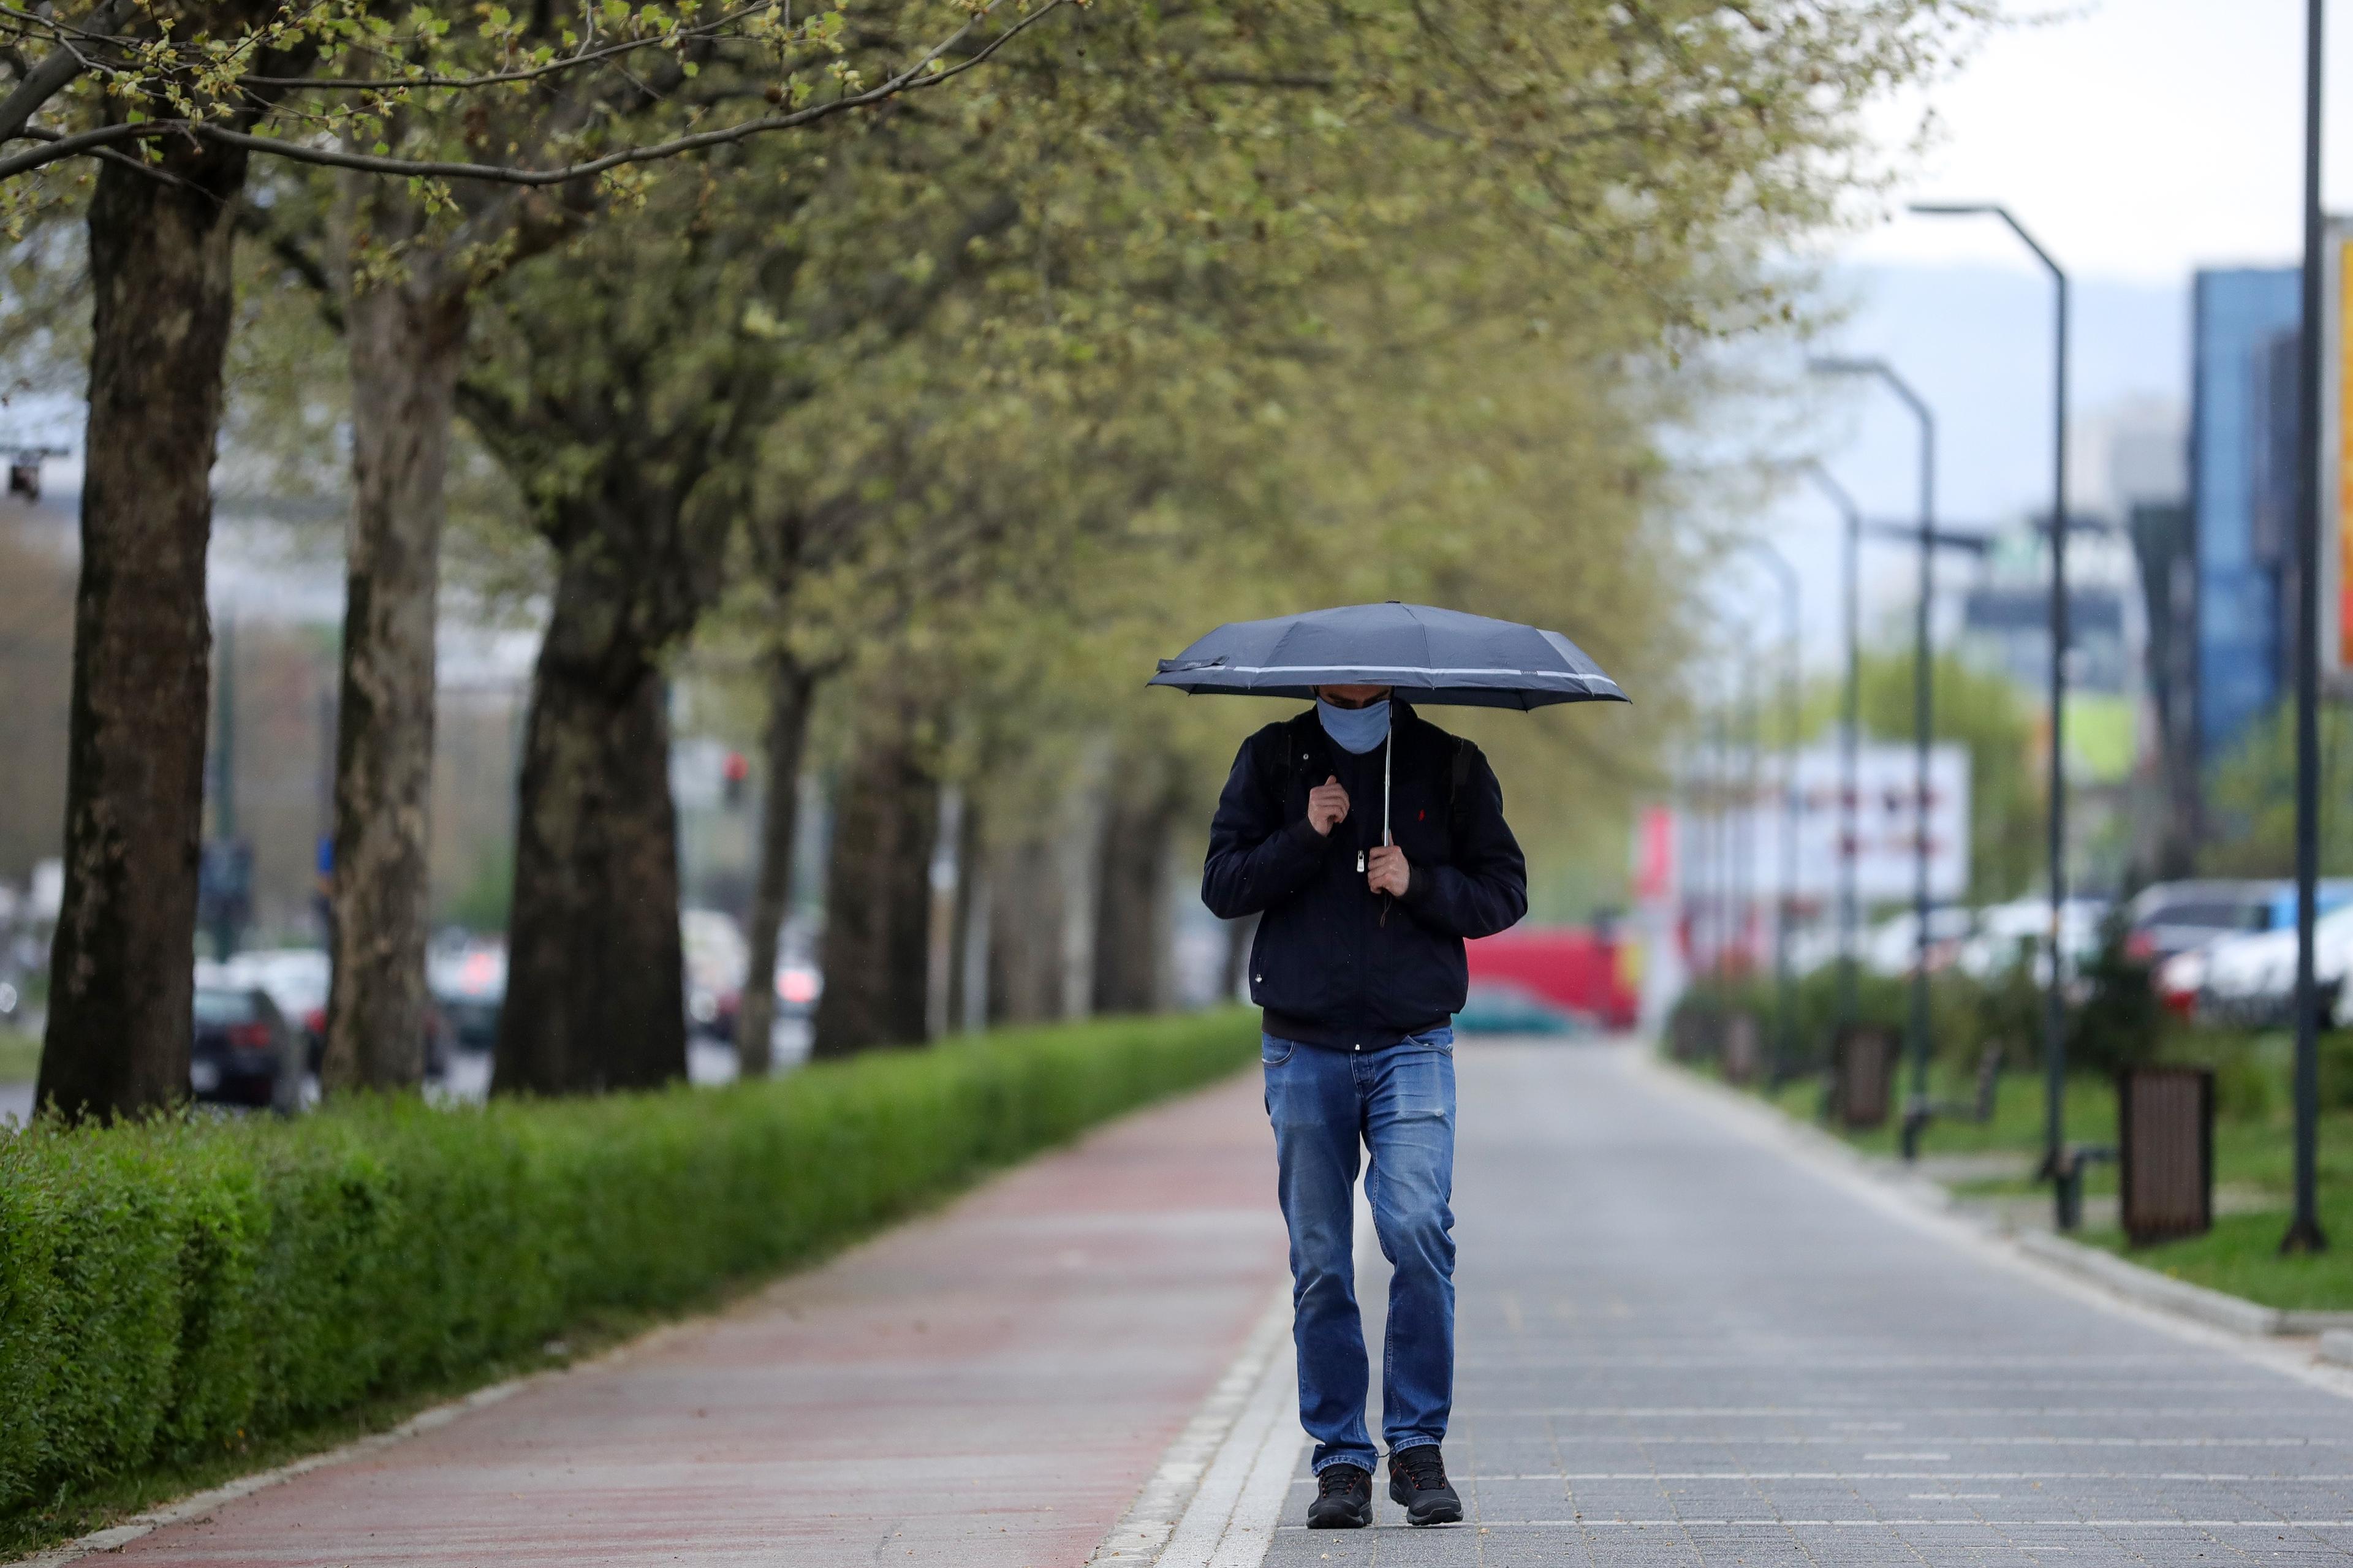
[1147,601,1628,710]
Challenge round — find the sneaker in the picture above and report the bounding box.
[1307,1463,1373,1528]
[1387,1445,1463,1526]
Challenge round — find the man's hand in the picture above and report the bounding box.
[1306,775,1351,837]
[1367,844,1411,898]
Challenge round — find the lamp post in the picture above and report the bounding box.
[1802,464,1865,1055]
[1910,199,2072,1187]
[1735,540,1802,1081]
[2285,0,2328,1256]
[1810,357,1938,1160]
[1707,710,1730,986]
[1716,632,1752,990]
[1733,635,1757,987]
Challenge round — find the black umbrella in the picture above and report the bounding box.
[1150,600,1627,847]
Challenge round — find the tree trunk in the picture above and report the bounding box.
[493,547,691,1095]
[810,702,936,1058]
[37,140,251,1121]
[735,651,816,1078]
[986,835,1063,1026]
[950,798,987,1032]
[1093,786,1181,1015]
[322,185,468,1093]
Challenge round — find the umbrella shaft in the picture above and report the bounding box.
[1382,730,1392,847]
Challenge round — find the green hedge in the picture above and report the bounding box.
[0,1010,1256,1526]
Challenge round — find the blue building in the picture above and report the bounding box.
[2189,267,2300,771]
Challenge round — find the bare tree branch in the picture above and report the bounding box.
[237,0,784,91]
[0,114,138,170]
[0,0,1064,184]
[0,0,130,143]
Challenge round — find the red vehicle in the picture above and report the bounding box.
[1464,925,1640,1032]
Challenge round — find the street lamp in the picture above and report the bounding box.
[1705,708,1731,985]
[1800,463,1863,1060]
[1909,199,2073,1191]
[1734,646,1757,985]
[1809,355,1938,1160]
[2284,0,2328,1256]
[1733,540,1802,1082]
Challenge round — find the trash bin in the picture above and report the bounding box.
[2118,1065,2213,1246]
[1670,1006,1717,1064]
[1833,1025,1894,1130]
[1720,1012,1759,1085]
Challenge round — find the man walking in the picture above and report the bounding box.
[1202,682,1528,1528]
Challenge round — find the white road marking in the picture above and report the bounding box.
[1278,1518,2353,1531]
[1091,1279,1301,1568]
[1088,1284,1294,1565]
[1097,1188,1381,1564]
[1473,1405,2322,1418]
[1545,1434,2346,1447]
[1453,1472,2353,1482]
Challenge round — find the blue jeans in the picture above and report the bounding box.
[1261,1029,1456,1474]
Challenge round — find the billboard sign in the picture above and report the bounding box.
[1670,741,1971,906]
[2324,222,2353,676]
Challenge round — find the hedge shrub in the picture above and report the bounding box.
[0,1010,1256,1524]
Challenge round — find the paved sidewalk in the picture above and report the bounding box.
[1270,1041,2353,1566]
[97,1071,1287,1567]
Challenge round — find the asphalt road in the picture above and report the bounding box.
[1267,1040,2353,1566]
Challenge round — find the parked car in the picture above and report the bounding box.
[217,947,330,1070]
[2194,903,2353,1028]
[2153,944,2210,1019]
[2123,881,2276,966]
[191,982,297,1108]
[1952,897,2107,985]
[681,909,749,1040]
[773,955,822,1020]
[2123,879,2353,966]
[1860,906,1974,977]
[426,936,506,1054]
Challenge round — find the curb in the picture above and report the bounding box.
[1087,1284,1294,1565]
[2009,1228,2287,1336]
[1653,1052,2353,1349]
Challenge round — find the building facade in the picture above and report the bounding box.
[2189,266,2302,771]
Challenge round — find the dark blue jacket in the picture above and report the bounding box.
[1202,703,1528,1050]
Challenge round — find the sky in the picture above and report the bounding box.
[1852,0,2352,283]
[1730,0,2352,680]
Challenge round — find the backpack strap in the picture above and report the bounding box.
[1448,734,1475,842]
[1267,709,1324,809]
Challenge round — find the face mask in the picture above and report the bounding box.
[1316,697,1391,755]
